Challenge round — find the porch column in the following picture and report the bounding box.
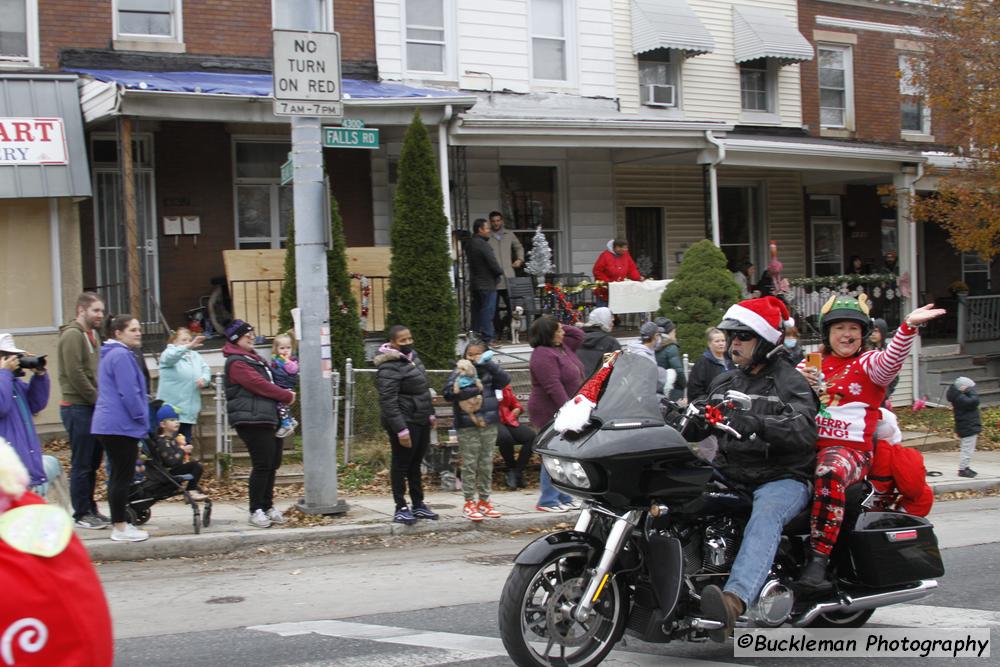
[703,131,725,246]
[438,105,456,285]
[894,169,921,402]
[118,116,142,316]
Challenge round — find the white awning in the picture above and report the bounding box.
[732,6,814,64]
[631,0,714,56]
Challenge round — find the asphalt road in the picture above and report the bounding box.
[105,497,1000,666]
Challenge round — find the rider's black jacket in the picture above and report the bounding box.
[691,354,817,490]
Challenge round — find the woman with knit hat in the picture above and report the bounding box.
[796,296,944,590]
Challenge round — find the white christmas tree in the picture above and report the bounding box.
[525,226,555,277]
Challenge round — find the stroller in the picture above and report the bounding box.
[126,406,212,534]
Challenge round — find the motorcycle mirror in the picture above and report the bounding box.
[723,390,752,410]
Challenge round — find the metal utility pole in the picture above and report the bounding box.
[274,5,347,514]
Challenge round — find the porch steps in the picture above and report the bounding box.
[920,351,1000,407]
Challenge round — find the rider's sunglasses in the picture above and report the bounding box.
[729,331,757,342]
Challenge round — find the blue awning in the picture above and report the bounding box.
[69,69,466,101]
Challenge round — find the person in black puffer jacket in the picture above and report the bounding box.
[577,307,620,377]
[442,341,510,521]
[947,376,982,478]
[375,325,438,525]
[687,327,734,403]
[682,297,817,642]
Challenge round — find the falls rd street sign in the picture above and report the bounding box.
[323,126,380,149]
[272,29,343,117]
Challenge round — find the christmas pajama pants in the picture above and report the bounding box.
[809,445,872,557]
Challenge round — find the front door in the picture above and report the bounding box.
[625,207,664,279]
[91,134,159,322]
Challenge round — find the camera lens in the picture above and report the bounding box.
[18,355,47,371]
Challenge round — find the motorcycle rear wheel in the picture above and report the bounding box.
[499,548,627,667]
[806,608,874,628]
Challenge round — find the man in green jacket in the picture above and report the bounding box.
[57,292,107,529]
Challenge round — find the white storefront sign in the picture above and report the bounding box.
[0,117,68,165]
[272,29,343,117]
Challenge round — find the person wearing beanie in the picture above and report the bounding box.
[795,295,945,591]
[153,404,207,501]
[685,296,818,641]
[947,376,981,478]
[653,316,686,402]
[577,307,620,376]
[222,320,295,528]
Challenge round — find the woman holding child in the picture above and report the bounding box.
[443,341,510,522]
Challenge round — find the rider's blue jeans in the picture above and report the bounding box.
[724,478,809,607]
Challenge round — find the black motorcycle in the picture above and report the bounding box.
[498,353,944,667]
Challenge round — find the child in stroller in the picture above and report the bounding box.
[125,404,212,533]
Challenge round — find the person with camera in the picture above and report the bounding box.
[682,296,817,642]
[0,333,50,491]
[57,292,107,529]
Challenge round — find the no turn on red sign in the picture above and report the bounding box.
[272,29,343,117]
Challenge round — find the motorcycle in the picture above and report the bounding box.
[498,353,944,667]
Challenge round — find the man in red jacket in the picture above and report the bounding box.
[592,239,641,305]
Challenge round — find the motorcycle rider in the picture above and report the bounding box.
[684,296,818,641]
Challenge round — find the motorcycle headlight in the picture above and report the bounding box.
[542,456,592,489]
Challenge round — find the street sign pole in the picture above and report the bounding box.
[273,17,346,514]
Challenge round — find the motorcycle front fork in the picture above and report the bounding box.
[572,506,642,623]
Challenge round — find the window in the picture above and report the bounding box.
[638,49,678,108]
[740,59,771,112]
[818,45,853,129]
[809,196,843,277]
[114,0,182,45]
[898,54,931,135]
[718,186,761,273]
[233,141,293,249]
[962,253,990,294]
[273,0,330,31]
[0,0,38,67]
[500,166,561,270]
[531,0,567,81]
[405,0,446,74]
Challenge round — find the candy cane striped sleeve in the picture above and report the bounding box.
[862,323,918,386]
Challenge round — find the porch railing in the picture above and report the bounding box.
[785,273,904,341]
[961,294,1000,343]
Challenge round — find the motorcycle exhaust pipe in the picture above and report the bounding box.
[793,579,938,627]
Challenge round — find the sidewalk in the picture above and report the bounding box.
[80,450,1000,563]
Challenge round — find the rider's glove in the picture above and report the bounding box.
[726,412,763,441]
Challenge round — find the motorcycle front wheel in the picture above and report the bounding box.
[499,548,627,667]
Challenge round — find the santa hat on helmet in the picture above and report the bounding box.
[720,296,794,345]
[554,352,619,433]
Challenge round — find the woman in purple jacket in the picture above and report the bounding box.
[528,316,586,511]
[91,315,150,543]
[0,333,50,489]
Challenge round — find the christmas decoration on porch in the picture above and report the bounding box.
[524,226,555,277]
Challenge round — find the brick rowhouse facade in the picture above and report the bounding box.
[35,1,379,327]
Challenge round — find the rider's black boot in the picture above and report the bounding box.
[797,553,833,592]
[700,585,744,643]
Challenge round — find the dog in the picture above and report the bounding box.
[453,359,487,428]
[510,305,526,345]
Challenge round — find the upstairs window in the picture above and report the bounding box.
[818,45,853,129]
[273,0,331,31]
[740,59,772,112]
[638,49,678,108]
[531,0,567,81]
[406,0,446,74]
[899,54,931,135]
[116,0,179,38]
[0,0,38,67]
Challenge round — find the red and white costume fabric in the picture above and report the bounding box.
[0,438,113,667]
[868,409,933,516]
[807,322,919,556]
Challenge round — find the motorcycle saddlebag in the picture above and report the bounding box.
[848,512,944,587]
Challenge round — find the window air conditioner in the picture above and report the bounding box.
[642,84,675,107]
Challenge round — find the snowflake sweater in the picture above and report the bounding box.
[812,322,917,453]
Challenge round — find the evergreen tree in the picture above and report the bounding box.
[327,195,366,373]
[277,219,296,334]
[658,239,742,359]
[524,226,555,277]
[386,111,458,368]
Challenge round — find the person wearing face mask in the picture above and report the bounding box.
[781,325,804,366]
[794,296,944,591]
[653,317,686,402]
[685,296,818,641]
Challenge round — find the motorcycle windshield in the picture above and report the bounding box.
[592,352,664,428]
